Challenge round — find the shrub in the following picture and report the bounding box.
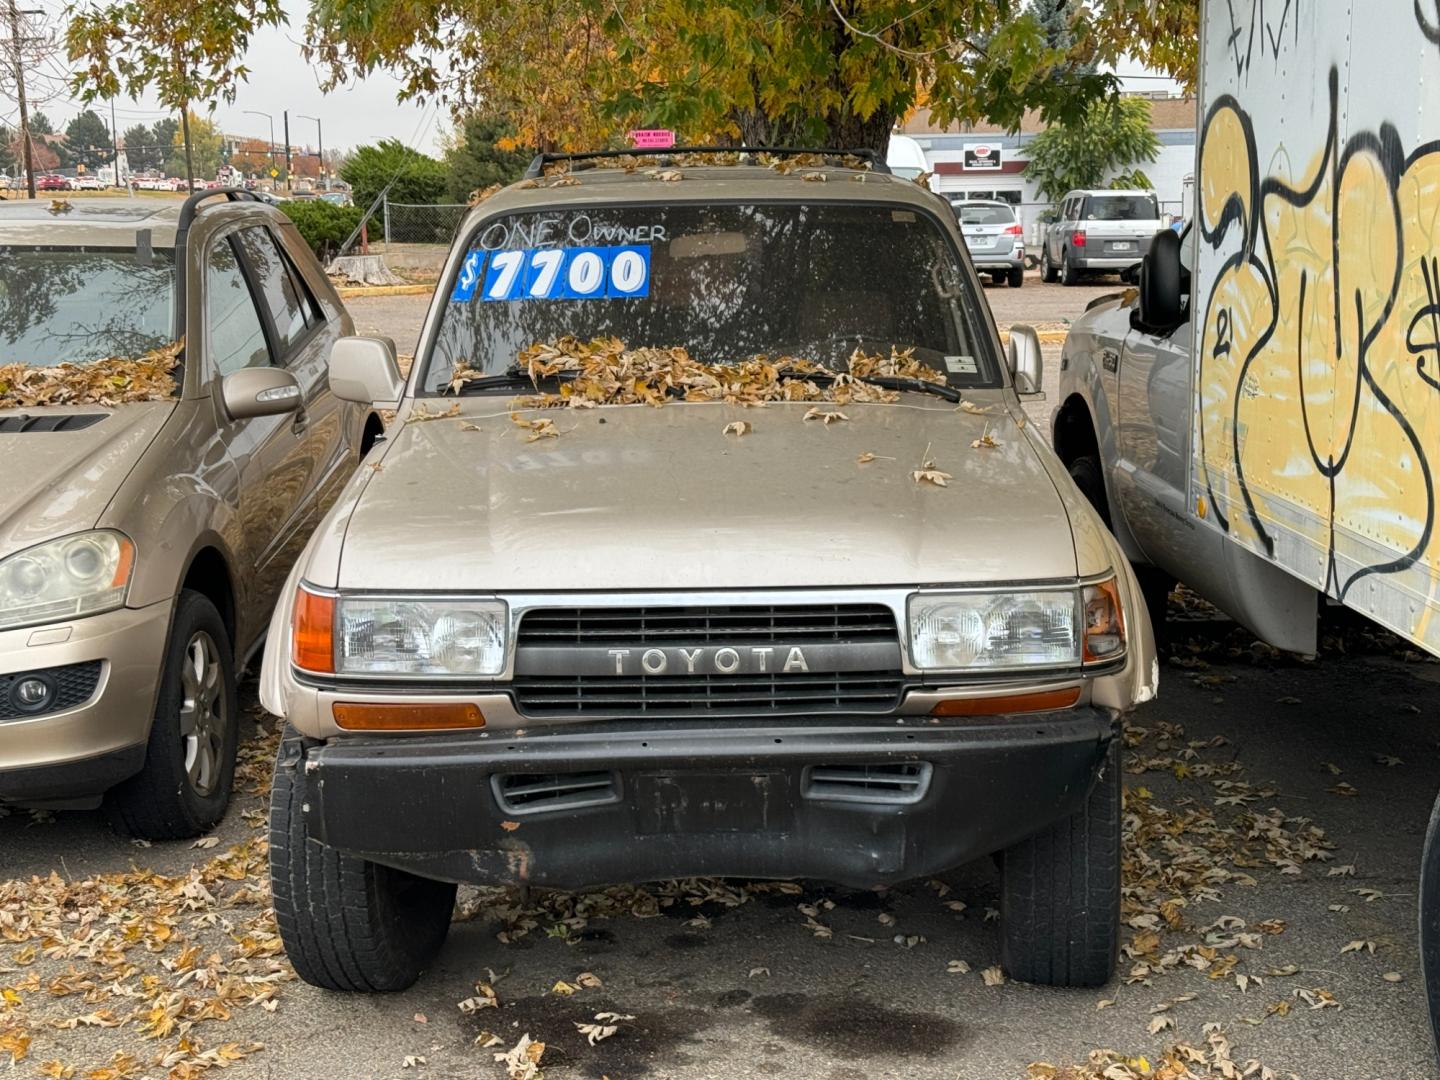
[279,199,364,262]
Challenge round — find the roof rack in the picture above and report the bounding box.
[522,146,891,179]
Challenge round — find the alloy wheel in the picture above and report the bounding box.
[178,631,227,796]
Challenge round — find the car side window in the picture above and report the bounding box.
[206,237,270,376]
[232,226,320,357]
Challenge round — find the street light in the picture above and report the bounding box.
[242,109,276,188]
[296,113,324,191]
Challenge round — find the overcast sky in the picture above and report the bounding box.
[12,0,447,155]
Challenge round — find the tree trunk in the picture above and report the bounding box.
[180,107,194,193]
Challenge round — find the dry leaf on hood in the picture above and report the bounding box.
[972,423,1000,449]
[1,339,181,409]
[856,451,876,464]
[510,414,558,441]
[723,421,751,436]
[913,458,952,487]
[410,402,461,423]
[803,406,849,425]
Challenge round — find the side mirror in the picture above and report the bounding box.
[1007,323,1045,398]
[1135,228,1185,330]
[330,336,403,408]
[219,366,302,420]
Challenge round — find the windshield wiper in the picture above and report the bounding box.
[445,369,577,395]
[773,367,962,403]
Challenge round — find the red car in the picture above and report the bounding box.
[36,174,71,191]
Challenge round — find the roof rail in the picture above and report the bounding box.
[522,146,891,179]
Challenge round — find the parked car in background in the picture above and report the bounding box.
[0,190,383,838]
[261,148,1156,994]
[953,199,1025,288]
[318,192,352,207]
[1040,189,1161,286]
[37,175,71,192]
[71,176,105,191]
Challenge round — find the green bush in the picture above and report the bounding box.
[278,199,364,262]
[339,139,448,211]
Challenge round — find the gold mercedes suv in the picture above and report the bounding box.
[259,149,1157,993]
[0,191,381,838]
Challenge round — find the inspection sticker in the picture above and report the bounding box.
[944,355,978,374]
[474,244,651,302]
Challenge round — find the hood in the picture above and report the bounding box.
[0,402,175,556]
[336,398,1078,591]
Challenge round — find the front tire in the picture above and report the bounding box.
[269,729,457,991]
[1000,735,1122,988]
[1067,454,1111,527]
[105,590,238,839]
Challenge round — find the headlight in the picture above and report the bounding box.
[0,531,135,631]
[908,579,1126,671]
[334,596,507,676]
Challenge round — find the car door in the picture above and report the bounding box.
[203,224,340,627]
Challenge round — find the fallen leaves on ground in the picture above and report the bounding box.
[494,1034,545,1080]
[0,341,181,408]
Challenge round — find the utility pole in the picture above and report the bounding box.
[282,109,291,193]
[109,96,119,187]
[297,113,322,190]
[4,0,41,199]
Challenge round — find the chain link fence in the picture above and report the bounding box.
[382,201,469,246]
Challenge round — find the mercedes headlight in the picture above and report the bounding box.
[333,596,507,676]
[908,580,1125,671]
[0,531,135,631]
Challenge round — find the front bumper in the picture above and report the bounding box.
[0,599,172,802]
[291,707,1116,889]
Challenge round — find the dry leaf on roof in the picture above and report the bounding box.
[0,340,181,409]
[468,183,502,206]
[723,420,751,436]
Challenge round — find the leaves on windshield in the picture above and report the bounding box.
[494,336,946,411]
[0,340,181,409]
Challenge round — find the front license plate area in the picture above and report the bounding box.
[633,771,792,835]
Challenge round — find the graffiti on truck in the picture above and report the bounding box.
[1194,64,1440,643]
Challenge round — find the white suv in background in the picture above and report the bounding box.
[952,199,1025,288]
[1040,189,1161,286]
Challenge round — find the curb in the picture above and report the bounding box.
[336,283,435,299]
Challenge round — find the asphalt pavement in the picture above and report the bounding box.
[5,279,1434,1080]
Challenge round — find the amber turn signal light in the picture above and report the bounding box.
[931,686,1080,717]
[332,702,486,731]
[292,586,336,673]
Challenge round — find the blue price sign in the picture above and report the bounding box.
[475,245,651,302]
[450,250,485,303]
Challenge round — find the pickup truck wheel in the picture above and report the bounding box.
[999,735,1121,988]
[105,590,238,840]
[1040,247,1058,283]
[269,729,458,991]
[1007,267,1024,288]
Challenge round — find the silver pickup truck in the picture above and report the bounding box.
[1039,189,1162,287]
[1050,227,1318,653]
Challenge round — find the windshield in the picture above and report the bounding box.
[0,246,175,364]
[423,201,1000,394]
[956,204,1015,226]
[1083,195,1159,221]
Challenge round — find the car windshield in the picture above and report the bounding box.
[0,246,175,364]
[956,204,1014,226]
[1083,195,1158,221]
[423,201,1000,393]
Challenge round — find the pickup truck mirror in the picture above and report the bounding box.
[1136,228,1186,330]
[1007,323,1045,399]
[330,336,404,408]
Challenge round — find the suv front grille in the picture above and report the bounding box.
[516,603,898,646]
[512,670,905,716]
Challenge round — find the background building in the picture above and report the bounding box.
[898,93,1196,243]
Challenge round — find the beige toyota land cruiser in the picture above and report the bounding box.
[260,149,1157,993]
